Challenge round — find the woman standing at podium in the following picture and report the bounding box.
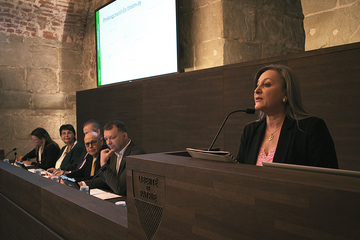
[236,64,338,168]
[21,128,60,170]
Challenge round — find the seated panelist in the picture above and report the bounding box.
[21,128,60,170]
[65,131,105,182]
[48,120,104,176]
[47,124,85,173]
[79,120,146,196]
[236,64,338,168]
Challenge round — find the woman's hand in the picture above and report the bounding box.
[22,160,33,165]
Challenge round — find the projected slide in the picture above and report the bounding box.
[96,0,178,86]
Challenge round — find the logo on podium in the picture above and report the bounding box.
[132,170,165,240]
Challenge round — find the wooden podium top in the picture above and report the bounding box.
[126,151,360,240]
[0,161,127,240]
[2,152,359,240]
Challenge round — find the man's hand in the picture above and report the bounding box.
[47,168,64,176]
[54,170,66,176]
[100,148,113,167]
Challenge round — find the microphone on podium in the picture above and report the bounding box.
[187,109,255,162]
[207,109,255,151]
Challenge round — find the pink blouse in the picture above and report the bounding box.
[256,147,276,166]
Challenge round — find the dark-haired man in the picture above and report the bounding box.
[79,120,146,196]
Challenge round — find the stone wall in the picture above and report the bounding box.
[302,0,360,50]
[1,0,359,159]
[179,0,305,71]
[81,0,110,90]
[0,0,90,157]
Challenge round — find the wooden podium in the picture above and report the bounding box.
[0,161,127,240]
[1,153,360,239]
[126,151,360,240]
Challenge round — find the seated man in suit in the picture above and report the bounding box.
[79,120,146,196]
[65,131,104,182]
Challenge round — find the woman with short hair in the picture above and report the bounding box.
[54,124,85,170]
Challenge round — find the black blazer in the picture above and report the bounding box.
[85,141,146,196]
[63,150,88,172]
[236,117,338,168]
[57,142,85,170]
[22,142,60,170]
[66,152,101,182]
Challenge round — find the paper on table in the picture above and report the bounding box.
[90,188,122,200]
[28,168,48,176]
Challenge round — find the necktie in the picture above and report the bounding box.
[90,158,97,176]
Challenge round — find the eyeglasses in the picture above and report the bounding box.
[85,140,98,147]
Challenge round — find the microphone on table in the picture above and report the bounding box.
[88,164,108,194]
[4,148,17,158]
[60,160,74,178]
[207,109,255,151]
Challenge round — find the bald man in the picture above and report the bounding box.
[66,131,105,181]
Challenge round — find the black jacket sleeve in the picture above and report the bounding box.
[35,143,60,170]
[22,148,37,160]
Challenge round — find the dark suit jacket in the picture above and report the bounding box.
[63,150,87,172]
[66,146,106,181]
[85,141,146,196]
[236,116,338,168]
[57,142,85,170]
[22,142,60,170]
[66,141,108,171]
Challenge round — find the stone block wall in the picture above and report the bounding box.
[0,0,89,157]
[0,0,359,159]
[302,0,360,50]
[179,0,305,71]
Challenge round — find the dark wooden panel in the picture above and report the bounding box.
[1,193,63,240]
[142,75,179,152]
[77,42,360,170]
[175,68,224,150]
[287,48,360,170]
[126,153,360,240]
[0,161,127,240]
[77,81,143,147]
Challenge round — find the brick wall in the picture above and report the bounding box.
[0,0,87,42]
[0,0,90,157]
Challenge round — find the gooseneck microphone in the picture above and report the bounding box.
[89,164,108,193]
[60,160,74,178]
[4,148,17,158]
[207,109,255,151]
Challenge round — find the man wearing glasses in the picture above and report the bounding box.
[78,120,146,196]
[65,131,105,182]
